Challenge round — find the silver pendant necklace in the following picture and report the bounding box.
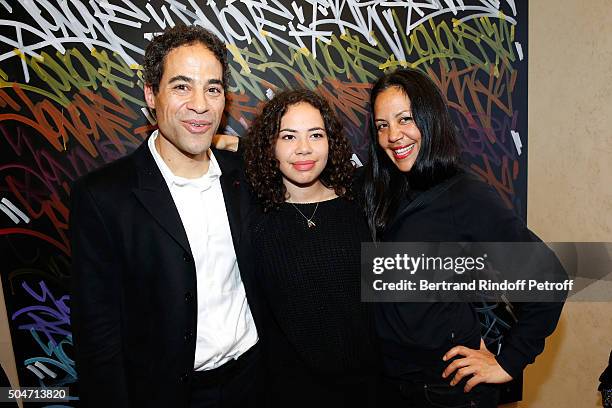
[290,202,319,228]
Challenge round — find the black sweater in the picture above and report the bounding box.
[247,197,379,381]
[377,172,565,381]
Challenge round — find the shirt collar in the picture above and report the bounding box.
[148,130,222,191]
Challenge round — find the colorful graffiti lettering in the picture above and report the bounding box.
[11,279,76,393]
[0,1,527,405]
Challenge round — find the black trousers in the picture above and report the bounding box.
[380,373,500,408]
[265,370,379,408]
[189,345,264,408]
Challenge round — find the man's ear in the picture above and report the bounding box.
[144,83,156,109]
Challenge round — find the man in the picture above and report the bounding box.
[70,25,262,407]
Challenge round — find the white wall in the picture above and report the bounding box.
[520,1,612,407]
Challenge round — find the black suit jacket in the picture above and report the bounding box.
[70,140,261,407]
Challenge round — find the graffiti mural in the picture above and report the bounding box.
[1,1,527,405]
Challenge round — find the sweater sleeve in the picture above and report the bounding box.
[495,301,564,379]
[453,176,565,380]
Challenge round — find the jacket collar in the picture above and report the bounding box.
[130,139,243,254]
[131,140,192,255]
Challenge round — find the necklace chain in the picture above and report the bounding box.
[290,202,319,228]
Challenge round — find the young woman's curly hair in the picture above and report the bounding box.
[243,89,355,211]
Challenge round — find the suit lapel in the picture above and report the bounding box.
[131,142,192,256]
[216,149,242,251]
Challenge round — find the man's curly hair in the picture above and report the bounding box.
[143,25,229,94]
[244,89,355,211]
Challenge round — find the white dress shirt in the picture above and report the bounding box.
[148,132,258,370]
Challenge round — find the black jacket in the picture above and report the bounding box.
[377,172,564,382]
[70,141,263,407]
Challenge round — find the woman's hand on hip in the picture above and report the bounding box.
[442,339,513,392]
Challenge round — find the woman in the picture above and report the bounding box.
[363,68,564,407]
[242,89,379,407]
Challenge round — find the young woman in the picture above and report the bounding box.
[242,89,379,407]
[363,68,564,407]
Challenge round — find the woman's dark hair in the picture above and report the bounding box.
[244,89,354,211]
[364,68,461,240]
